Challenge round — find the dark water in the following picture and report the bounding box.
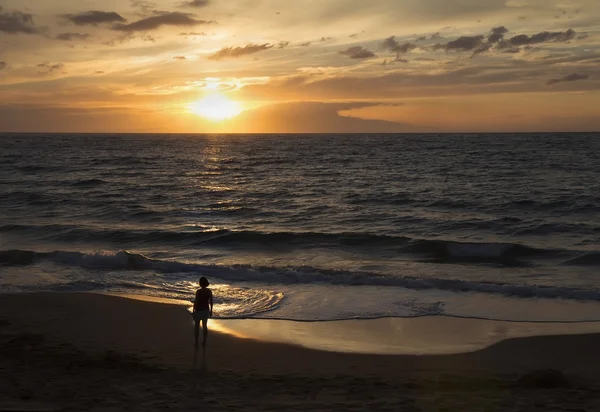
[1,133,599,321]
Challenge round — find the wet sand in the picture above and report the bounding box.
[1,292,599,411]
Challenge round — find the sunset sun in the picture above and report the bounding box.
[189,94,243,121]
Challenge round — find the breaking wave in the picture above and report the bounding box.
[0,224,574,266]
[2,249,600,302]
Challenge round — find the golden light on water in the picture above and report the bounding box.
[188,94,243,121]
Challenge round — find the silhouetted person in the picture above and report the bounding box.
[193,276,213,347]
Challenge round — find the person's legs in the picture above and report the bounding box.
[194,320,200,347]
[201,318,208,346]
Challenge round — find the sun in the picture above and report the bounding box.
[188,94,243,121]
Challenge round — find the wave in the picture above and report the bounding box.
[71,179,107,187]
[3,249,600,302]
[0,224,578,265]
[563,252,600,266]
[403,239,545,262]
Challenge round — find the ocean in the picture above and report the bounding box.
[1,133,599,322]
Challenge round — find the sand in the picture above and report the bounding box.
[1,292,599,411]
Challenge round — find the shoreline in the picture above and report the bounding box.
[2,292,600,410]
[105,291,600,355]
[0,292,599,375]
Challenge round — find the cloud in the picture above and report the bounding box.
[228,102,416,133]
[179,31,206,36]
[55,32,90,41]
[63,11,126,26]
[184,0,211,7]
[381,36,416,54]
[340,46,376,59]
[239,55,600,102]
[37,63,65,74]
[208,43,273,60]
[488,26,508,43]
[113,12,214,32]
[504,29,576,47]
[0,61,6,70]
[445,35,485,51]
[430,27,578,56]
[103,33,135,47]
[130,1,160,17]
[0,7,38,34]
[546,73,589,86]
[173,56,187,60]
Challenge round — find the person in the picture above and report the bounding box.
[192,276,213,348]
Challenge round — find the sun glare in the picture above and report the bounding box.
[189,94,243,121]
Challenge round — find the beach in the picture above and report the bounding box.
[1,292,599,411]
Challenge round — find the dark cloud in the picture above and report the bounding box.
[299,41,311,47]
[381,36,416,54]
[0,61,6,70]
[445,35,485,51]
[179,31,206,36]
[229,102,416,133]
[416,36,427,41]
[546,73,589,86]
[63,11,126,26]
[0,7,38,34]
[277,41,290,49]
[173,56,187,60]
[56,32,90,41]
[488,26,508,43]
[340,46,376,59]
[430,27,578,56]
[320,36,333,42]
[184,0,210,7]
[37,63,65,74]
[505,29,576,47]
[208,43,273,60]
[472,43,493,56]
[113,12,213,32]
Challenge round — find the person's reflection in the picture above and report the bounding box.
[193,345,207,370]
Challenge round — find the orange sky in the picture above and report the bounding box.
[0,0,599,132]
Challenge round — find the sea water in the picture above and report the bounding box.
[1,133,599,322]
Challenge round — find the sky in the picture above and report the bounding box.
[0,0,599,133]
